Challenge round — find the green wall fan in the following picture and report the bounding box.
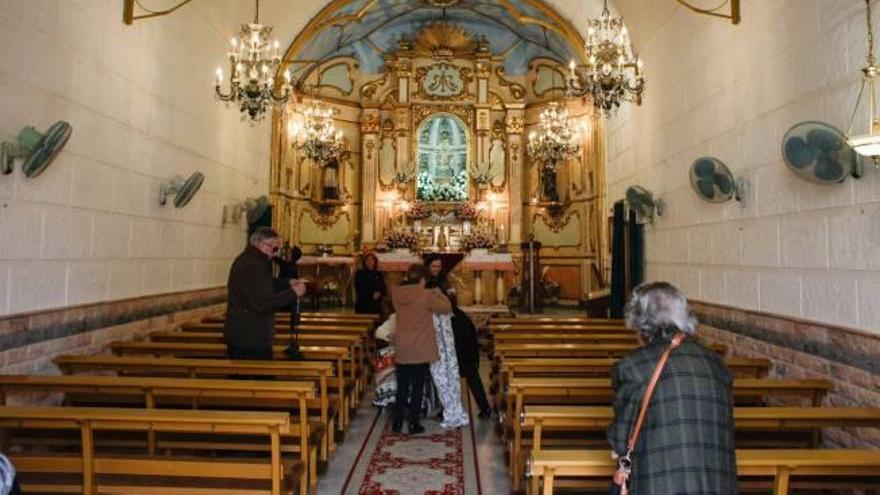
[1,121,73,177]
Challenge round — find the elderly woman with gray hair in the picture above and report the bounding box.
[607,282,737,494]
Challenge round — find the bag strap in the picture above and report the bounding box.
[625,332,685,453]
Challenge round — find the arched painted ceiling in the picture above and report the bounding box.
[283,0,589,76]
[194,0,676,74]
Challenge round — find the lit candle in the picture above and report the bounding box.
[215,67,223,85]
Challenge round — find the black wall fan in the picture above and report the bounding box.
[159,172,204,208]
[781,121,861,184]
[625,185,663,224]
[1,121,73,177]
[689,156,746,203]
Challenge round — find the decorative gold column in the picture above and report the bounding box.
[505,108,525,246]
[361,109,380,244]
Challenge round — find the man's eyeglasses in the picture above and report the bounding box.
[261,241,280,254]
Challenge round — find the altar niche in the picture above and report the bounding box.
[416,113,470,203]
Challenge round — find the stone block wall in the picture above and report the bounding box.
[0,1,264,316]
[693,300,880,449]
[605,0,880,334]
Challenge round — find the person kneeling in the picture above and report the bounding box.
[390,264,452,434]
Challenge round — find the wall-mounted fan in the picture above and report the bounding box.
[689,156,747,204]
[1,121,73,177]
[626,185,663,224]
[159,172,204,208]
[781,121,861,184]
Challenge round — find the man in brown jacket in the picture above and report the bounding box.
[391,264,452,434]
[224,227,306,360]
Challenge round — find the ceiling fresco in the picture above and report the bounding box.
[285,0,587,79]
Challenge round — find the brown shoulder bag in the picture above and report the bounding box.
[612,332,685,495]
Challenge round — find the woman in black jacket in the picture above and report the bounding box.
[354,253,386,315]
[449,295,491,418]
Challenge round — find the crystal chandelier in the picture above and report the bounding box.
[566,0,644,117]
[214,0,292,122]
[287,101,345,165]
[527,102,581,171]
[847,0,880,160]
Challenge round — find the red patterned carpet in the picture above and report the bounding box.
[341,397,481,495]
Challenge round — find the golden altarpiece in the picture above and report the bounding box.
[270,23,606,305]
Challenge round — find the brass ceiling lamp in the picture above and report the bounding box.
[566,0,644,117]
[214,0,292,123]
[847,0,880,161]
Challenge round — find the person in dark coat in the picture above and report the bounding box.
[424,254,452,295]
[449,295,491,418]
[607,282,737,494]
[354,253,385,315]
[276,243,302,280]
[224,227,306,360]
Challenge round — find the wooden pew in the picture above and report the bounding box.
[493,332,637,344]
[0,375,319,494]
[527,449,880,495]
[148,331,368,397]
[184,321,371,336]
[491,316,622,325]
[504,377,831,490]
[493,342,727,360]
[54,355,341,456]
[492,356,771,402]
[0,406,301,495]
[204,312,378,324]
[513,405,880,488]
[107,342,357,423]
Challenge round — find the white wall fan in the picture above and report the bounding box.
[223,195,270,225]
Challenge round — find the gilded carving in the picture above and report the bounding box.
[360,68,390,100]
[360,113,380,133]
[415,63,473,100]
[411,22,476,59]
[365,140,375,161]
[495,66,526,100]
[412,104,474,128]
[505,116,524,134]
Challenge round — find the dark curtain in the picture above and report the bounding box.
[610,201,626,318]
[628,208,644,289]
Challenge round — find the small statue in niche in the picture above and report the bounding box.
[434,129,455,179]
[322,157,340,200]
[541,165,559,203]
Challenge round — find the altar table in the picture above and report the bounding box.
[463,253,516,305]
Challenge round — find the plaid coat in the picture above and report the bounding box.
[607,339,737,494]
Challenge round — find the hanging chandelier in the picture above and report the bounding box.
[847,0,880,161]
[214,0,292,122]
[566,0,644,117]
[526,102,581,171]
[287,101,345,165]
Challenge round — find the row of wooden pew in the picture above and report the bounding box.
[486,315,880,494]
[0,311,377,495]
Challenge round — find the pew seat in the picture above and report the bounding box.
[527,449,880,495]
[1,406,302,495]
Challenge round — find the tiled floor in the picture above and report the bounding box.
[317,359,510,495]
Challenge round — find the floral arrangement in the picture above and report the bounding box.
[453,202,478,220]
[405,201,430,220]
[383,229,420,250]
[462,229,494,251]
[416,169,468,202]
